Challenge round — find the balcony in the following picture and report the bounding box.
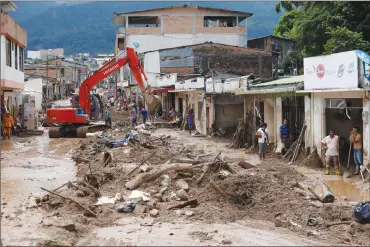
[205,76,247,93]
[0,13,27,47]
[156,73,177,87]
[183,77,204,89]
[127,27,161,35]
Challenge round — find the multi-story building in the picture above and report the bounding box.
[25,58,88,101]
[113,4,252,84]
[0,1,27,117]
[27,48,64,61]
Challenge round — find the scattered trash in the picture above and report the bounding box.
[161,174,170,187]
[117,201,136,213]
[95,196,117,205]
[129,190,151,202]
[219,169,230,178]
[353,201,370,224]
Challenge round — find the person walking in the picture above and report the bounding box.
[105,107,112,127]
[279,119,289,155]
[321,130,341,175]
[350,126,363,175]
[186,109,194,135]
[255,123,269,160]
[131,105,137,126]
[3,111,14,140]
[109,96,115,107]
[139,106,148,124]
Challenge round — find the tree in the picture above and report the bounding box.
[281,49,303,74]
[274,10,298,39]
[323,27,370,55]
[274,1,370,57]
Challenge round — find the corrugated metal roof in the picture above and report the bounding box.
[251,75,304,88]
[114,5,252,17]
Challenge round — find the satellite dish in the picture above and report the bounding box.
[133,42,140,48]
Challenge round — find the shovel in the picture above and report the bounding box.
[343,142,352,178]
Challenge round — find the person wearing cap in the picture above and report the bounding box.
[3,111,14,140]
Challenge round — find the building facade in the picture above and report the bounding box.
[25,58,88,102]
[300,50,370,167]
[113,4,252,87]
[0,5,27,118]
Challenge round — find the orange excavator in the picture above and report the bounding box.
[47,47,160,138]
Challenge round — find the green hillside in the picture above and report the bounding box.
[12,1,283,55]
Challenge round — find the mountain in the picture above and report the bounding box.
[11,1,283,55]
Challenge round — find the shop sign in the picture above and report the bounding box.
[304,50,359,90]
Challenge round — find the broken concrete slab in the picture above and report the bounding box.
[176,189,188,201]
[176,179,189,191]
[149,209,159,217]
[133,203,147,215]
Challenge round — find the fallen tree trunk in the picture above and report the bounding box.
[125,163,193,190]
[308,182,335,203]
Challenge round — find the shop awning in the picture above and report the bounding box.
[168,89,198,93]
[297,88,369,93]
[152,87,175,94]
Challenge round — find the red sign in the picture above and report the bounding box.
[316,64,325,79]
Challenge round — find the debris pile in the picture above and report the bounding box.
[35,113,370,246]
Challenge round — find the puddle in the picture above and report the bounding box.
[326,179,370,202]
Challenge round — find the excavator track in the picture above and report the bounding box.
[76,124,110,138]
[49,127,62,138]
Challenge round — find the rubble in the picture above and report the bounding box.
[34,107,370,246]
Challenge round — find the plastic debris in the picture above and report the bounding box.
[117,201,136,213]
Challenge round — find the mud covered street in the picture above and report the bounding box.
[1,134,80,245]
[1,109,370,246]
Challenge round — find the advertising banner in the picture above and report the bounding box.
[304,51,358,90]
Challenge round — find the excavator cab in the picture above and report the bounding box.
[71,93,104,121]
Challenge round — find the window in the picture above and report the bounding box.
[15,44,18,70]
[6,38,11,67]
[60,68,65,77]
[19,47,24,71]
[203,16,237,27]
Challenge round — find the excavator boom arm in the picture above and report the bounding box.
[78,47,147,115]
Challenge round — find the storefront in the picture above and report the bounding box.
[301,50,370,167]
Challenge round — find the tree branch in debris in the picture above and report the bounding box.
[41,181,76,201]
[325,221,352,228]
[168,199,198,210]
[196,151,222,184]
[125,163,193,190]
[123,151,156,179]
[40,187,97,217]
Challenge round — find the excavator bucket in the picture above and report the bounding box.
[143,93,161,115]
[141,85,161,114]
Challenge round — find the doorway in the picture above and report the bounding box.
[178,98,183,115]
[282,96,305,141]
[325,98,363,168]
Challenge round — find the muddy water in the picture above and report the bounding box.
[1,132,80,245]
[326,179,370,202]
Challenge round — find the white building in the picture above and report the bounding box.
[113,4,251,85]
[1,1,27,117]
[300,50,370,167]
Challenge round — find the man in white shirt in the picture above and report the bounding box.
[255,123,269,160]
[321,130,341,175]
[109,96,114,107]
